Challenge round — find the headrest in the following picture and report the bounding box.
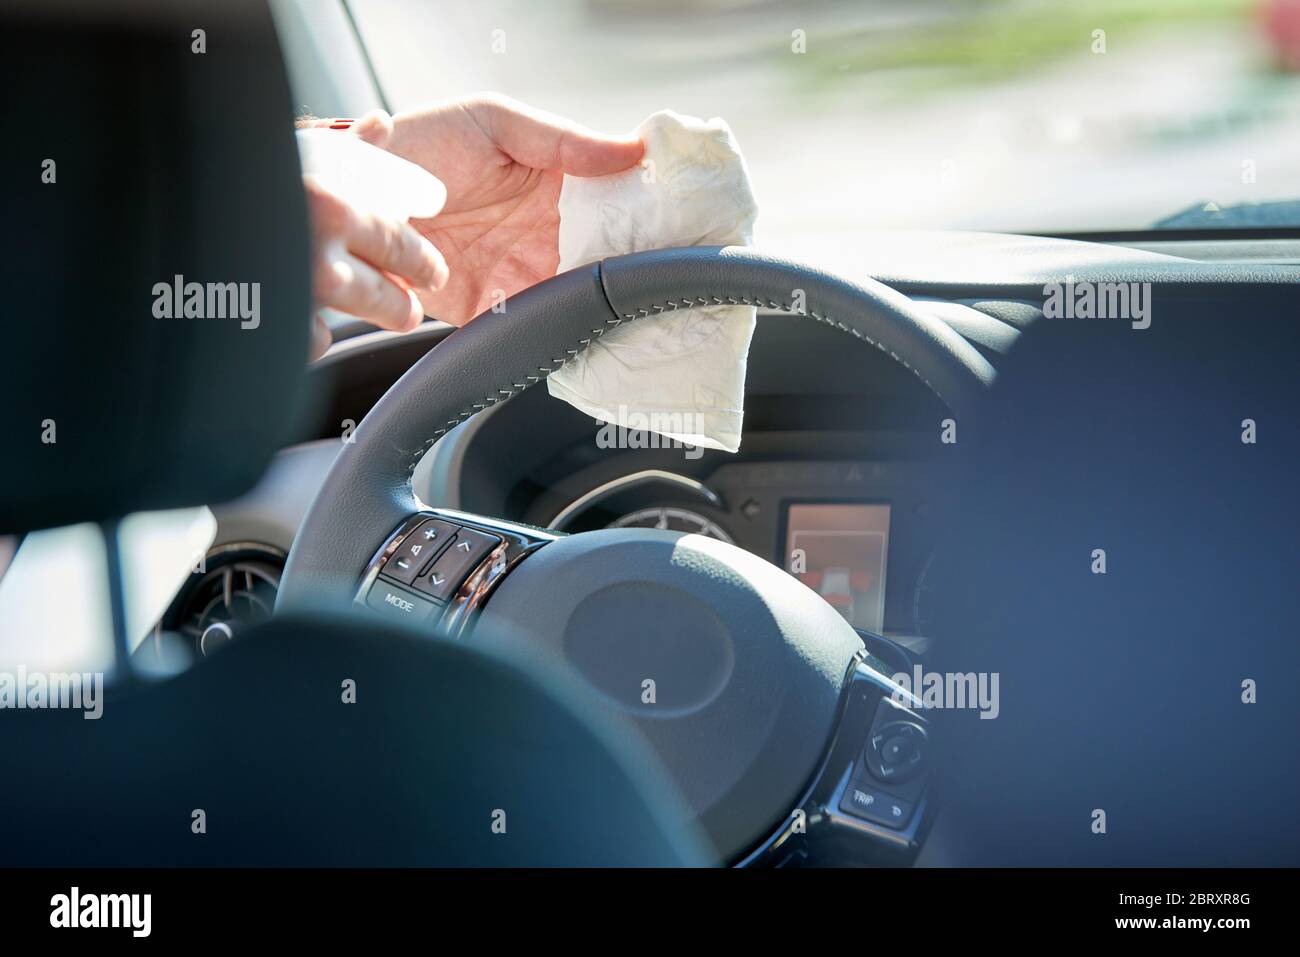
[0,0,313,534]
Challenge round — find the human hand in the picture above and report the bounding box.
[386,94,644,326]
[302,111,449,359]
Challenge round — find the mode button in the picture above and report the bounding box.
[365,581,438,625]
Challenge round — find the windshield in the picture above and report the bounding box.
[350,0,1300,238]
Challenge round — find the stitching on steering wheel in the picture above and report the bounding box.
[406,295,948,477]
[622,296,945,403]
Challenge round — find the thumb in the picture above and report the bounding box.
[298,110,393,149]
[350,109,394,148]
[470,95,643,177]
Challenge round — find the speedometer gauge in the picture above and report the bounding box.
[607,507,734,544]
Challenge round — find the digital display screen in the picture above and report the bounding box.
[784,503,891,633]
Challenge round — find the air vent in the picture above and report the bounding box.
[162,543,285,657]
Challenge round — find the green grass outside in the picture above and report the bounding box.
[788,0,1257,97]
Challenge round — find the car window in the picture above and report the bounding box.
[349,0,1300,236]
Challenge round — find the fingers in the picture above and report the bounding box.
[346,204,449,292]
[308,313,333,361]
[305,178,446,334]
[305,178,447,292]
[467,93,644,177]
[315,247,424,332]
[351,109,394,147]
[299,109,393,147]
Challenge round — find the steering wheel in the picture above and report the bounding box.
[278,245,995,864]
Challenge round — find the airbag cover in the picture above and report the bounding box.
[476,529,863,860]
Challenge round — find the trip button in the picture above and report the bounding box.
[364,581,438,625]
[839,781,914,829]
[382,519,457,583]
[412,528,501,601]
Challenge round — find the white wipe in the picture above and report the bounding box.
[547,110,759,453]
[296,128,446,222]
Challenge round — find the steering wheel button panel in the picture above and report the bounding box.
[365,580,438,624]
[381,518,458,584]
[412,527,502,601]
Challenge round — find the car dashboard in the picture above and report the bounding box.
[410,308,985,652]
[166,229,1300,663]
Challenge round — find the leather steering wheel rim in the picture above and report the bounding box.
[277,245,996,613]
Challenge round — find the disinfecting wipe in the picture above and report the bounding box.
[295,128,446,222]
[548,110,759,453]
